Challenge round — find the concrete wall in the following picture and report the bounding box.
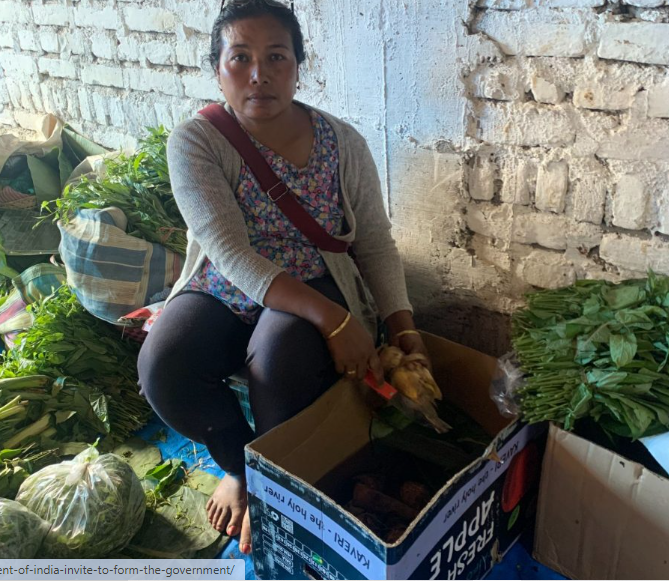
[1,0,668,354]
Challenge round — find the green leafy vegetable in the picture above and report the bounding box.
[1,285,151,444]
[513,273,669,439]
[40,127,186,255]
[143,459,186,508]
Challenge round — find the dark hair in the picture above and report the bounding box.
[209,0,305,73]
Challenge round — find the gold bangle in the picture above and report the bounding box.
[326,312,351,340]
[394,329,420,340]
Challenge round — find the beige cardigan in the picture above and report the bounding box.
[165,101,412,337]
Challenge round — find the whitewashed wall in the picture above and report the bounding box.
[1,0,668,353]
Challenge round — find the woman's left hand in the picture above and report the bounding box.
[391,332,433,374]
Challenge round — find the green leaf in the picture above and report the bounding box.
[113,437,162,478]
[570,383,593,419]
[587,322,612,344]
[586,370,628,389]
[185,470,220,497]
[126,487,223,558]
[26,154,61,203]
[582,295,601,317]
[610,333,638,368]
[143,459,186,503]
[575,337,597,365]
[508,505,521,530]
[602,285,644,310]
[615,309,654,330]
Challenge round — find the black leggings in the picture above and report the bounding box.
[137,276,347,476]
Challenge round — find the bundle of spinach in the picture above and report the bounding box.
[41,126,187,255]
[0,376,108,448]
[512,272,669,439]
[1,285,151,443]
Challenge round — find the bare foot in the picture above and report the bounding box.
[206,474,247,537]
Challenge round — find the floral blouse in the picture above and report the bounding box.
[186,109,344,324]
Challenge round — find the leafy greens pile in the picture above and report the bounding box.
[512,273,669,439]
[1,285,151,444]
[41,126,187,255]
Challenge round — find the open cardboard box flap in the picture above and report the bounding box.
[250,331,509,487]
[534,423,669,580]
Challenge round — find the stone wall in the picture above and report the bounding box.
[1,0,668,354]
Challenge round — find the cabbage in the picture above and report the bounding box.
[0,498,50,558]
[16,446,145,558]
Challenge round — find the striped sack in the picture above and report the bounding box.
[58,207,182,326]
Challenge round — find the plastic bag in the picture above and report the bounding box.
[15,446,146,558]
[0,498,51,558]
[490,352,524,418]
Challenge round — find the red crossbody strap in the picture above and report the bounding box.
[199,103,349,254]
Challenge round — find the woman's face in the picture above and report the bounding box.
[216,15,299,124]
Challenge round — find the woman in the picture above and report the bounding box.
[138,0,430,555]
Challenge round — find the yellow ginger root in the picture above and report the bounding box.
[379,347,442,402]
[378,345,449,433]
[379,346,404,375]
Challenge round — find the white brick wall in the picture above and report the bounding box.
[81,65,125,89]
[73,6,120,30]
[598,23,669,66]
[32,4,69,27]
[475,102,575,147]
[0,29,14,49]
[649,84,669,118]
[39,29,62,54]
[91,34,116,61]
[124,68,182,97]
[2,0,669,347]
[0,2,30,24]
[536,161,569,213]
[612,175,649,230]
[474,9,589,57]
[38,57,77,79]
[124,7,176,33]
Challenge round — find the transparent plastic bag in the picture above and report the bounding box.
[0,498,51,558]
[16,446,146,558]
[490,352,524,418]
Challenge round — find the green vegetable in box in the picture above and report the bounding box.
[0,498,51,558]
[513,272,669,439]
[16,446,145,558]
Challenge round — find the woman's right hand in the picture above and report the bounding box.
[325,312,384,384]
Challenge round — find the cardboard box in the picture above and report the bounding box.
[245,333,546,580]
[534,424,669,580]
